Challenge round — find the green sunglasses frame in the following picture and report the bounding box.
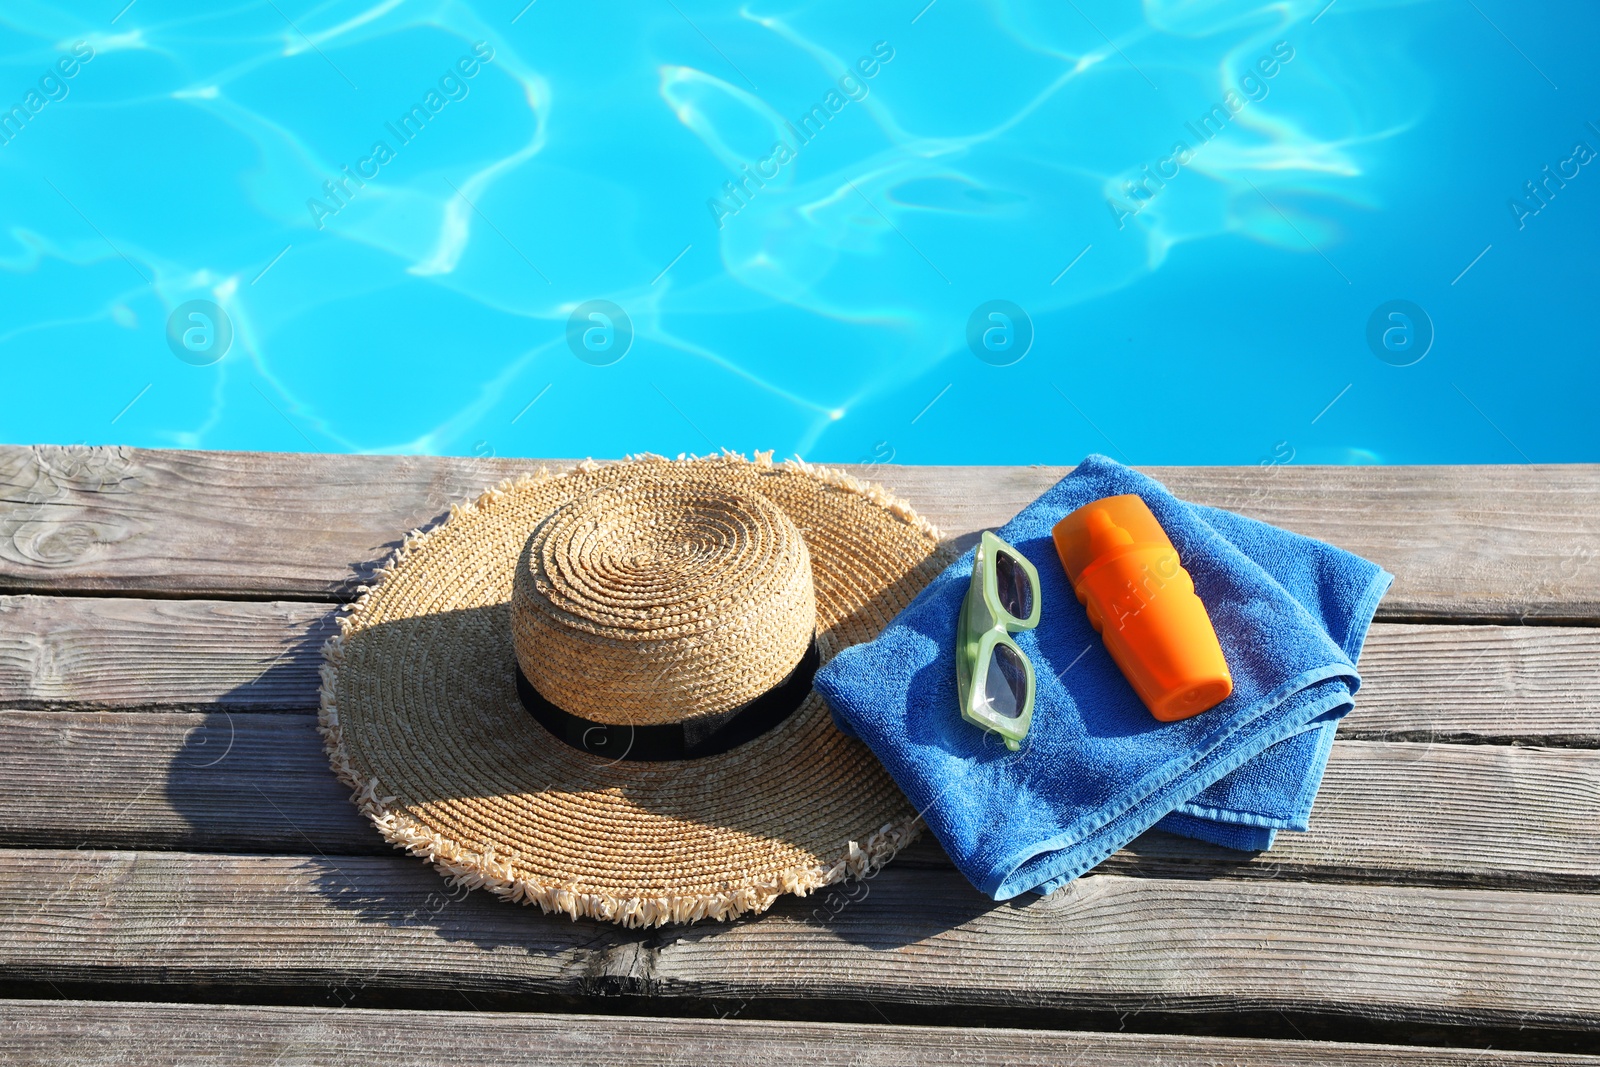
[956,530,1042,751]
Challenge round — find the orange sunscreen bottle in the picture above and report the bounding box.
[1052,495,1232,722]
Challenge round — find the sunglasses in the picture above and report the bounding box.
[956,531,1042,751]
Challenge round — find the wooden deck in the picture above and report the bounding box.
[2,444,1597,1064]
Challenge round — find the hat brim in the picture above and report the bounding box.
[320,454,948,927]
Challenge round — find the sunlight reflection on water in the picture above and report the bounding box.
[0,0,1595,464]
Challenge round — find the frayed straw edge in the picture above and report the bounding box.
[317,451,938,926]
[322,638,919,926]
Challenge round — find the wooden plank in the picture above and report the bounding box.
[0,446,547,600]
[1,707,1596,890]
[662,872,1600,1034]
[1352,623,1600,746]
[0,711,368,854]
[0,848,630,992]
[6,594,1598,745]
[1172,740,1600,888]
[0,596,336,712]
[3,1000,1597,1067]
[2,446,1596,618]
[0,849,1595,1032]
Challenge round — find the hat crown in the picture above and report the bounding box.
[511,478,816,725]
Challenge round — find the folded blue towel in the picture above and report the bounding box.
[816,455,1392,898]
[1151,502,1392,851]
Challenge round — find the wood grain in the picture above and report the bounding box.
[0,596,336,712]
[1352,623,1600,745]
[2,446,1596,618]
[2,708,1595,890]
[3,1000,1596,1067]
[5,594,1598,745]
[0,710,365,854]
[3,445,1596,1052]
[1,849,1595,1032]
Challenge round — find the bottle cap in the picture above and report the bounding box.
[1052,494,1172,584]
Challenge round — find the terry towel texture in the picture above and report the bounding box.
[815,455,1392,899]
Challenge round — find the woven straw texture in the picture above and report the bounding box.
[320,453,948,927]
[513,479,815,725]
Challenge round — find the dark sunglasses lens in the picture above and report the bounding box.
[981,643,1029,719]
[994,549,1033,620]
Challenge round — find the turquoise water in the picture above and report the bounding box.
[1,0,1596,465]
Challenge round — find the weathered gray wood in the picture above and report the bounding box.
[0,848,630,993]
[2,446,1596,618]
[0,711,367,853]
[0,596,336,712]
[1215,740,1600,888]
[2,707,1596,889]
[2,1000,1595,1067]
[1353,623,1600,746]
[6,594,1597,745]
[0,445,547,599]
[1,849,1595,1031]
[663,872,1600,1033]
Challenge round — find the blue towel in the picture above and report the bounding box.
[816,455,1392,898]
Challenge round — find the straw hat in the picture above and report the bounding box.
[319,452,947,927]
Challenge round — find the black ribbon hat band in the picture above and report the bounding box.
[516,641,820,762]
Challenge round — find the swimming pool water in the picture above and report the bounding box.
[2,1,1596,466]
